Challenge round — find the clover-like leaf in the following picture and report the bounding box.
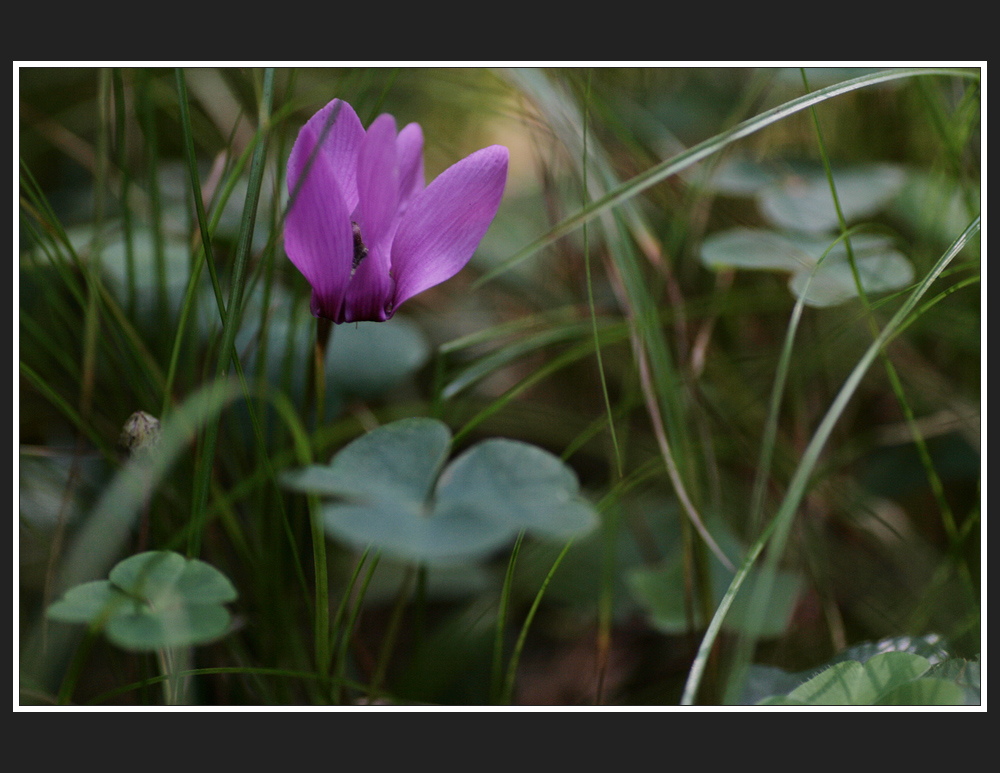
[789,250,914,307]
[46,551,237,651]
[700,228,914,307]
[435,439,597,539]
[759,164,907,233]
[703,159,908,233]
[282,417,452,504]
[283,419,599,565]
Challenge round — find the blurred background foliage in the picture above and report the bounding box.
[19,66,980,706]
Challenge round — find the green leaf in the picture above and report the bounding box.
[700,229,914,307]
[436,439,598,539]
[47,551,237,651]
[104,604,232,651]
[758,164,907,233]
[925,655,980,698]
[786,661,873,705]
[282,417,452,504]
[789,250,914,307]
[322,500,515,565]
[701,156,785,196]
[875,677,969,705]
[628,557,802,637]
[326,317,431,398]
[700,228,816,272]
[763,652,934,705]
[45,581,131,624]
[109,550,188,603]
[756,695,808,706]
[742,636,962,704]
[283,419,599,564]
[241,291,431,420]
[861,652,932,694]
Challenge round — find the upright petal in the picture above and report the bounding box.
[396,123,425,213]
[285,100,364,322]
[355,114,400,251]
[287,99,365,213]
[390,145,508,309]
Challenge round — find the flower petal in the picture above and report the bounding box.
[390,145,508,309]
[287,99,365,213]
[355,113,400,251]
[396,122,425,213]
[285,153,354,321]
[341,241,396,322]
[285,100,365,322]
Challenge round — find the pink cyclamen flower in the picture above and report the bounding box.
[284,98,509,323]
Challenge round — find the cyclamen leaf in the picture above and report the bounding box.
[46,551,237,651]
[283,419,599,564]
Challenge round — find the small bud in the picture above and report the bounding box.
[119,411,162,459]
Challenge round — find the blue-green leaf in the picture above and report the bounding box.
[46,551,237,651]
[436,439,597,539]
[701,229,913,307]
[759,164,906,233]
[788,250,914,307]
[284,419,599,565]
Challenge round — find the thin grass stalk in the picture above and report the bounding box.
[329,547,374,675]
[491,531,524,704]
[681,216,980,705]
[163,68,223,415]
[188,68,275,558]
[135,69,168,323]
[55,628,99,705]
[595,500,622,704]
[40,70,113,636]
[581,71,622,477]
[333,551,381,704]
[502,538,575,704]
[452,329,631,446]
[634,341,734,576]
[596,206,721,634]
[19,361,116,462]
[602,208,732,572]
[366,565,415,702]
[111,68,137,318]
[748,226,873,534]
[724,235,845,703]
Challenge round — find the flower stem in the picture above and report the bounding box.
[307,318,333,688]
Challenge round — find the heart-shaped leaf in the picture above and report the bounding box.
[282,417,452,504]
[282,419,599,565]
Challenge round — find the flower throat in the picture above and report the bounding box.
[351,221,368,275]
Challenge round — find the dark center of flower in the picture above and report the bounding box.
[351,221,368,275]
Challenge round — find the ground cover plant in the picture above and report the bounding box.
[19,66,981,706]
